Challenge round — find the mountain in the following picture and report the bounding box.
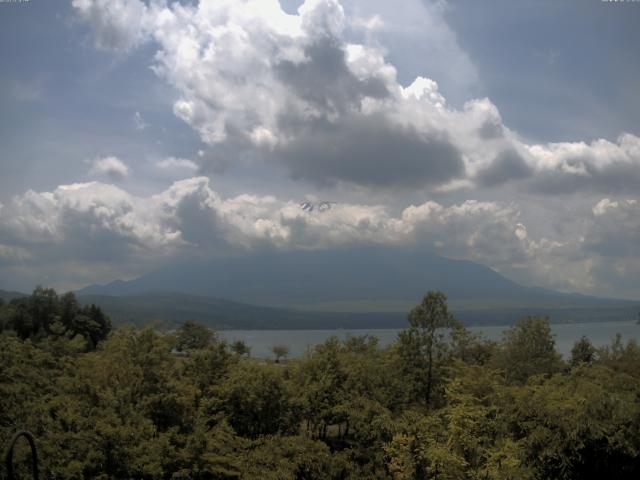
[77,246,637,312]
[5,249,637,329]
[0,289,28,302]
[77,247,520,302]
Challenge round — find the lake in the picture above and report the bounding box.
[219,320,640,359]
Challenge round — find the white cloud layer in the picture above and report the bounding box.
[1,178,638,297]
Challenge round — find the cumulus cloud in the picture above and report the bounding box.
[89,156,130,181]
[0,178,521,290]
[0,182,181,266]
[72,0,151,52]
[525,134,640,194]
[274,115,464,188]
[0,177,524,259]
[155,157,198,171]
[71,0,640,194]
[587,198,640,258]
[70,0,477,189]
[475,149,532,187]
[148,1,481,189]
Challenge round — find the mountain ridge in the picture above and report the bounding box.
[0,289,29,302]
[77,247,636,308]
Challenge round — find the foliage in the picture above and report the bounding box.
[271,344,290,363]
[570,335,597,367]
[491,315,564,384]
[0,287,111,348]
[230,339,251,357]
[396,291,463,407]
[176,320,215,352]
[1,290,640,479]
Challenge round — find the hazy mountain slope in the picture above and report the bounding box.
[77,293,408,329]
[77,292,640,330]
[77,247,631,309]
[0,289,28,302]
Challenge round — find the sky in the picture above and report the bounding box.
[0,0,639,299]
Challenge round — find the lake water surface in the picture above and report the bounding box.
[219,321,640,359]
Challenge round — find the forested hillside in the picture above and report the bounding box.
[2,290,640,479]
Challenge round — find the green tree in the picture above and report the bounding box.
[219,361,299,438]
[172,417,244,479]
[28,286,59,335]
[176,320,214,352]
[241,435,336,480]
[292,337,347,440]
[505,365,640,479]
[398,291,460,406]
[1,289,110,347]
[570,335,597,367]
[230,339,251,357]
[597,334,640,378]
[271,344,290,363]
[450,326,496,366]
[492,316,563,384]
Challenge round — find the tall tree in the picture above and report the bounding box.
[570,335,597,367]
[399,291,460,406]
[493,316,563,384]
[176,320,214,352]
[271,344,290,363]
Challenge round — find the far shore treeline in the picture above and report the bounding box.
[2,288,640,478]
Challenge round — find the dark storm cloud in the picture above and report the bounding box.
[273,114,465,188]
[165,188,223,248]
[270,39,457,189]
[476,149,532,187]
[55,208,142,262]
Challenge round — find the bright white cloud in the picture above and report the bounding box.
[524,133,640,194]
[0,178,524,261]
[89,156,130,181]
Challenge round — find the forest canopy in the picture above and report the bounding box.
[1,289,640,479]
